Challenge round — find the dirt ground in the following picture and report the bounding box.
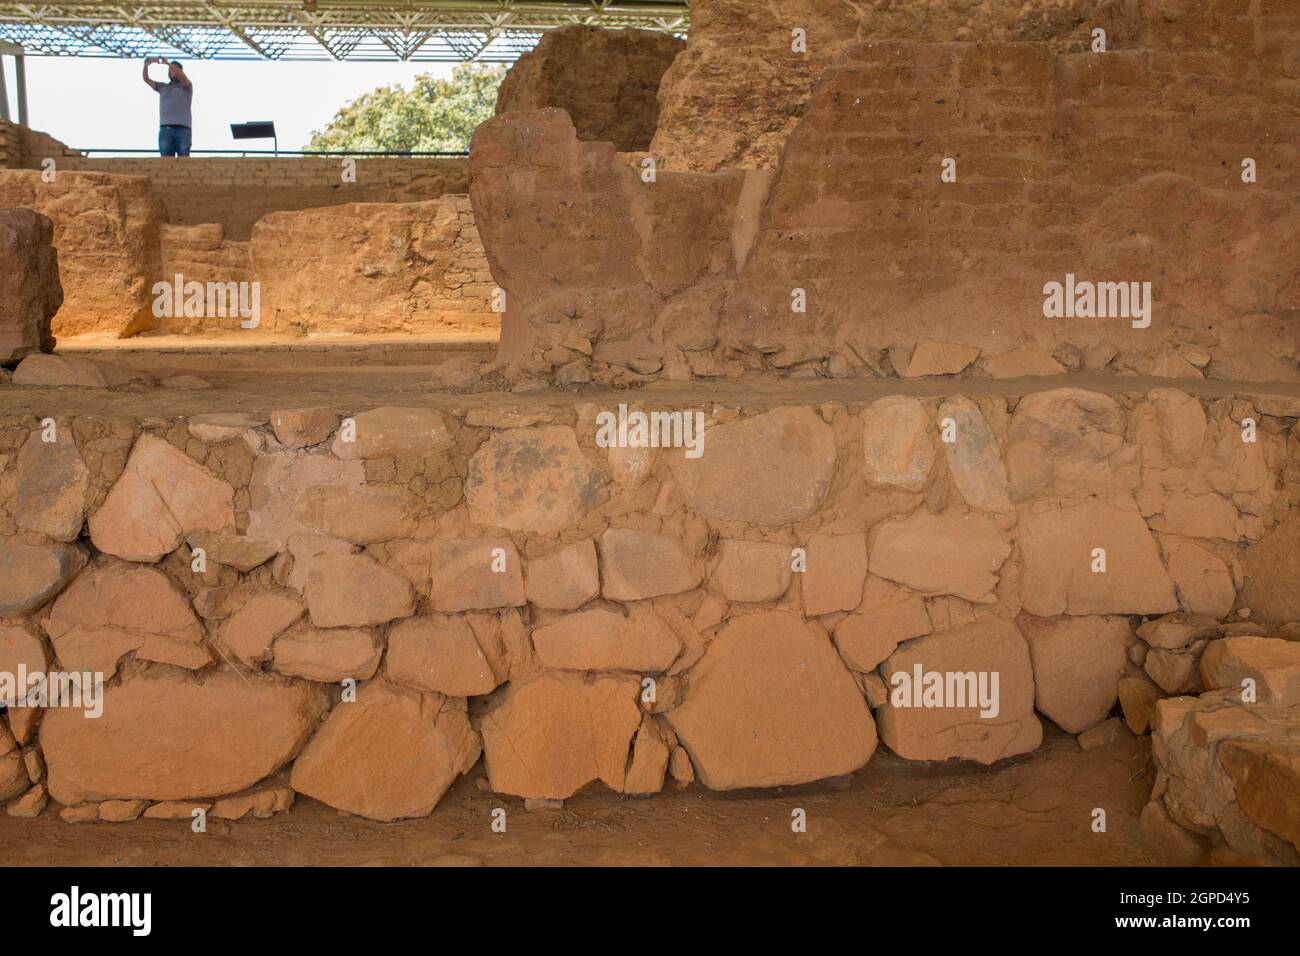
[0,729,1162,867]
[3,345,1298,423]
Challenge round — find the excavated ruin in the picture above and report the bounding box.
[0,2,1298,867]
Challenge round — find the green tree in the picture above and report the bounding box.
[308,63,505,153]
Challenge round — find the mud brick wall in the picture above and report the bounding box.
[651,0,1297,173]
[44,156,471,241]
[496,24,684,152]
[0,170,165,340]
[0,165,492,340]
[155,224,254,336]
[249,194,496,336]
[472,36,1299,387]
[0,386,1296,860]
[0,121,20,169]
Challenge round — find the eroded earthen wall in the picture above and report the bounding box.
[471,34,1299,386]
[42,156,471,241]
[496,24,684,152]
[249,195,495,336]
[0,170,166,339]
[650,0,1293,173]
[0,164,493,340]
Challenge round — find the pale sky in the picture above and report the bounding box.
[7,56,462,153]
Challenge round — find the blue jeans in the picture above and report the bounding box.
[159,126,191,157]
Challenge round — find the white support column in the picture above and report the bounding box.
[14,49,27,127]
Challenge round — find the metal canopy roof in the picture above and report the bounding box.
[0,0,690,61]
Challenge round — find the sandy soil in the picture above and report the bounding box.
[0,729,1161,867]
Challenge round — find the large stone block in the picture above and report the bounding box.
[1240,519,1300,625]
[708,539,792,603]
[466,426,605,533]
[667,407,836,526]
[41,670,325,805]
[0,542,86,617]
[0,170,165,337]
[860,396,934,492]
[531,606,681,673]
[598,528,700,601]
[0,207,61,363]
[88,434,235,563]
[43,561,210,678]
[876,618,1042,765]
[666,611,876,789]
[15,429,92,541]
[523,539,600,610]
[304,553,415,627]
[869,509,1010,604]
[1019,614,1131,734]
[290,682,480,822]
[385,615,502,696]
[479,672,642,800]
[1201,637,1300,707]
[1018,497,1178,616]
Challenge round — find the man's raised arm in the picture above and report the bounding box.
[142,57,159,90]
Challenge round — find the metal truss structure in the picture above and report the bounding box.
[0,0,689,61]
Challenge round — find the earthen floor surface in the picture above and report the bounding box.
[2,356,1298,421]
[0,730,1159,866]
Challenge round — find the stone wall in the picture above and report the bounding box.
[471,35,1299,386]
[497,24,684,152]
[0,384,1296,852]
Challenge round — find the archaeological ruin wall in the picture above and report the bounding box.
[496,24,684,153]
[0,383,1295,862]
[473,30,1298,387]
[0,1,1297,873]
[0,166,494,340]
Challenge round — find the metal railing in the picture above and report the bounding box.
[73,147,470,157]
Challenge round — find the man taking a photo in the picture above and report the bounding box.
[142,57,193,157]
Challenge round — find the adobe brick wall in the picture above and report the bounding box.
[496,24,684,151]
[250,194,496,335]
[0,121,20,169]
[650,0,1299,173]
[46,156,470,240]
[471,34,1299,386]
[0,123,470,239]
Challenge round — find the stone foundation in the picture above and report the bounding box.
[0,380,1296,851]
